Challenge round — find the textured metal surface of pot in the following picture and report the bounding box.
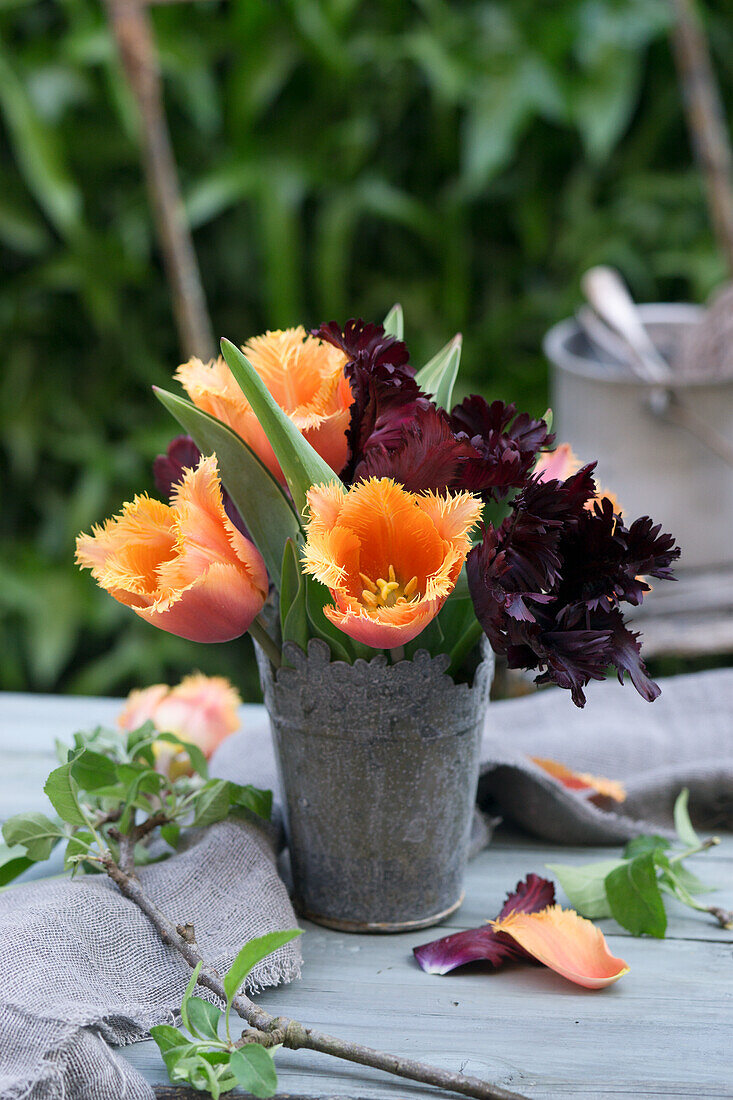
[256,639,494,932]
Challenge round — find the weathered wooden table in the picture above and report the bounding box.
[2,691,732,1100]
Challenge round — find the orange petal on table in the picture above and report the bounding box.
[531,757,626,803]
[491,906,629,989]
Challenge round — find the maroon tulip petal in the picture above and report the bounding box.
[467,465,680,707]
[353,403,474,492]
[413,874,555,975]
[450,396,554,501]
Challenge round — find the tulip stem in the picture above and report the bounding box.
[249,616,282,669]
[389,645,405,664]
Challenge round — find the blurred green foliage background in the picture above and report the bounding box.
[1,0,731,698]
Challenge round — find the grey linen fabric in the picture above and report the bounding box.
[0,818,301,1100]
[2,665,732,1098]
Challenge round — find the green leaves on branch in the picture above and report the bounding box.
[1,723,272,886]
[2,813,64,863]
[220,339,342,515]
[150,930,301,1099]
[605,853,667,939]
[154,387,300,588]
[548,790,728,937]
[545,858,624,921]
[192,779,272,827]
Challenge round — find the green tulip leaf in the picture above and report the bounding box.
[220,339,342,515]
[382,302,404,340]
[415,335,462,410]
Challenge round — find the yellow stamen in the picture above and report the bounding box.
[359,566,420,610]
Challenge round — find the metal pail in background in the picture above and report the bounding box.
[544,303,733,570]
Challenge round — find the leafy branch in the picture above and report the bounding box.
[2,725,528,1100]
[548,790,733,938]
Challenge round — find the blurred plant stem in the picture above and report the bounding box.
[104,0,215,360]
[669,0,733,276]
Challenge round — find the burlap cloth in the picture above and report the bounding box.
[1,665,732,1098]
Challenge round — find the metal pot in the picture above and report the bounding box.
[544,303,733,570]
[256,639,493,933]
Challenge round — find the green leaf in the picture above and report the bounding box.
[673,788,700,848]
[186,996,221,1041]
[230,1045,278,1099]
[623,835,671,859]
[446,618,483,679]
[2,813,64,862]
[126,721,158,758]
[192,779,232,827]
[0,842,34,885]
[155,732,209,779]
[605,853,667,937]
[154,387,300,588]
[382,302,404,340]
[0,50,82,239]
[69,748,118,791]
[149,1024,190,1056]
[64,831,94,869]
[436,592,476,654]
[667,864,714,896]
[161,823,181,850]
[304,574,354,662]
[170,1052,223,1098]
[220,339,342,515]
[228,783,273,821]
[415,334,462,410]
[279,539,309,656]
[44,763,87,827]
[180,961,202,1035]
[405,611,444,659]
[547,859,624,919]
[224,930,302,1010]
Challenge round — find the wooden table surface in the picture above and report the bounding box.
[2,691,732,1100]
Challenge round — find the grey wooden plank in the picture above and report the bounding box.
[122,922,733,1099]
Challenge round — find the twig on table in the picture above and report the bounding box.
[109,811,171,874]
[97,851,529,1100]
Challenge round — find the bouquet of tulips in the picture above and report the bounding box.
[77,308,680,707]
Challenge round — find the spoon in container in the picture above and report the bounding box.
[580,266,733,466]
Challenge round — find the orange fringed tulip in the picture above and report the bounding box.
[531,757,626,803]
[302,477,482,648]
[118,674,241,777]
[176,327,352,482]
[492,905,629,990]
[76,455,268,643]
